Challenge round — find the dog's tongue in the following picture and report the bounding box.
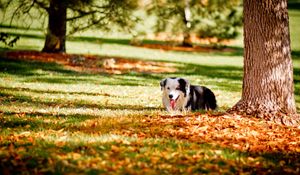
[170,99,176,109]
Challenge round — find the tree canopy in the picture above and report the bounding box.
[1,0,139,52]
[2,0,139,33]
[145,0,242,45]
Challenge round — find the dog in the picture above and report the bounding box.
[160,77,217,112]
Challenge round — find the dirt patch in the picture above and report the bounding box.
[4,51,177,74]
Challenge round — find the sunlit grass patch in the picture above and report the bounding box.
[0,85,160,107]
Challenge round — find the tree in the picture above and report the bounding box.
[1,0,138,53]
[42,0,67,52]
[228,0,299,125]
[145,0,242,46]
[182,0,192,46]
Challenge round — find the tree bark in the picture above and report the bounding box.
[182,0,192,47]
[42,0,67,53]
[228,0,299,125]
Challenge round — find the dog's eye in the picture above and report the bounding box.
[167,87,170,90]
[176,87,180,90]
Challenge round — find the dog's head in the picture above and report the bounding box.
[160,77,190,110]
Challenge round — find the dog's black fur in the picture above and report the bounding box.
[186,85,217,110]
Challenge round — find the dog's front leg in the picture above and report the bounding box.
[181,106,191,114]
[166,106,173,112]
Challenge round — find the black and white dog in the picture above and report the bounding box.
[160,77,217,112]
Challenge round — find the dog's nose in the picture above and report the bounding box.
[169,94,173,99]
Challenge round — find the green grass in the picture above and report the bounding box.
[0,7,300,175]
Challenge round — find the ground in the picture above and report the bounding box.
[0,50,299,174]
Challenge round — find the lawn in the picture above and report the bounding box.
[0,8,300,175]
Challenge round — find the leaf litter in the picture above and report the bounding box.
[2,111,299,174]
[118,113,300,153]
[4,51,177,74]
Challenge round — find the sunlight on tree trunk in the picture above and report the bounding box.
[42,0,66,53]
[182,0,192,47]
[228,0,299,126]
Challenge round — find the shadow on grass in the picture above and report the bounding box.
[179,63,243,81]
[294,67,300,82]
[0,51,298,97]
[292,50,300,60]
[0,30,180,47]
[0,56,243,91]
[288,1,300,10]
[0,112,98,131]
[0,57,146,85]
[69,36,131,45]
[3,27,300,59]
[0,57,77,76]
[1,29,245,56]
[0,30,160,46]
[0,90,159,111]
[0,86,122,98]
[0,24,43,31]
[1,52,299,103]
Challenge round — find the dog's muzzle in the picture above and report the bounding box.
[169,94,179,110]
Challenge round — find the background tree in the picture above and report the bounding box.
[145,0,242,46]
[229,0,299,125]
[1,0,139,53]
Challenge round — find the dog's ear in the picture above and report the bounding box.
[179,78,190,96]
[160,78,167,91]
[184,78,190,94]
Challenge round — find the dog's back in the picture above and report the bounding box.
[186,85,217,111]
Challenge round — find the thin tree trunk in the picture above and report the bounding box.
[182,0,192,47]
[228,0,299,125]
[42,0,67,53]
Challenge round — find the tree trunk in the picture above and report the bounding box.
[228,0,299,125]
[182,0,192,47]
[42,0,67,53]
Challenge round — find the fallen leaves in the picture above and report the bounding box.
[116,113,300,153]
[1,106,300,174]
[4,51,177,74]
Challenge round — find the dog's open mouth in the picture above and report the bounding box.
[170,96,179,110]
